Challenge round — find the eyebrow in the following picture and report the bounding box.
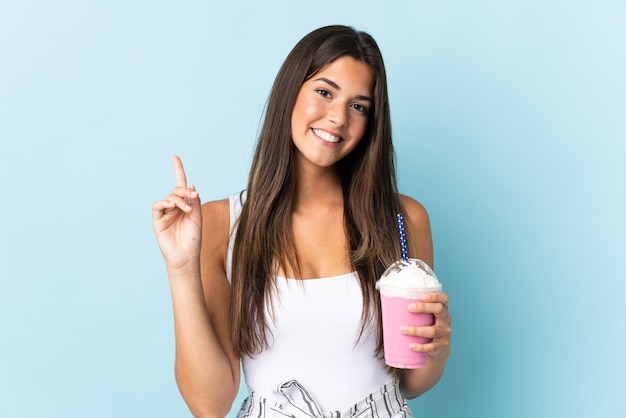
[314,77,373,102]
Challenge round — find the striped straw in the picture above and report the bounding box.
[396,213,408,263]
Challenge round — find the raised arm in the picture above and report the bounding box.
[397,195,452,398]
[152,156,240,417]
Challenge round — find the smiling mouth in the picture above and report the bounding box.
[313,128,341,143]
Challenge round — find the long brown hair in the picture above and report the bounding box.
[230,25,402,361]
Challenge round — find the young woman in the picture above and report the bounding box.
[152,25,452,418]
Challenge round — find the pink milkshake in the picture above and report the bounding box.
[376,259,442,369]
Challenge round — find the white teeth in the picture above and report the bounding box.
[313,128,340,143]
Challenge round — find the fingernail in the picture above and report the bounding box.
[407,303,416,310]
[400,326,410,334]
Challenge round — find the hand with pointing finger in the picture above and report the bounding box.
[152,155,202,272]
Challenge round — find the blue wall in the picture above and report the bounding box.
[1,1,624,417]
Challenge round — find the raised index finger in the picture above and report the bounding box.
[172,155,187,188]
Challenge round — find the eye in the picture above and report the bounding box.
[316,88,331,98]
[351,103,368,114]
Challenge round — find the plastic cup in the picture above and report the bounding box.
[376,259,442,369]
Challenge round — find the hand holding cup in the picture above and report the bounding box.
[376,259,443,368]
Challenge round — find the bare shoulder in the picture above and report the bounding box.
[200,198,231,275]
[399,194,430,226]
[201,198,230,235]
[399,194,434,267]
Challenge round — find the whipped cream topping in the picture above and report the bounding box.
[377,260,441,292]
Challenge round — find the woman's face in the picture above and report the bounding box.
[290,56,374,171]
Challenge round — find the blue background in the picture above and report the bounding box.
[1,1,624,417]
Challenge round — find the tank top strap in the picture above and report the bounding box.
[226,190,246,284]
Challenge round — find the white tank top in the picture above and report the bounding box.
[226,192,392,412]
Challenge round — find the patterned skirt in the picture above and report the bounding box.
[237,379,413,418]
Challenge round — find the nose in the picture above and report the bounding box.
[326,101,348,127]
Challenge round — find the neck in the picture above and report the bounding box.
[293,161,343,211]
